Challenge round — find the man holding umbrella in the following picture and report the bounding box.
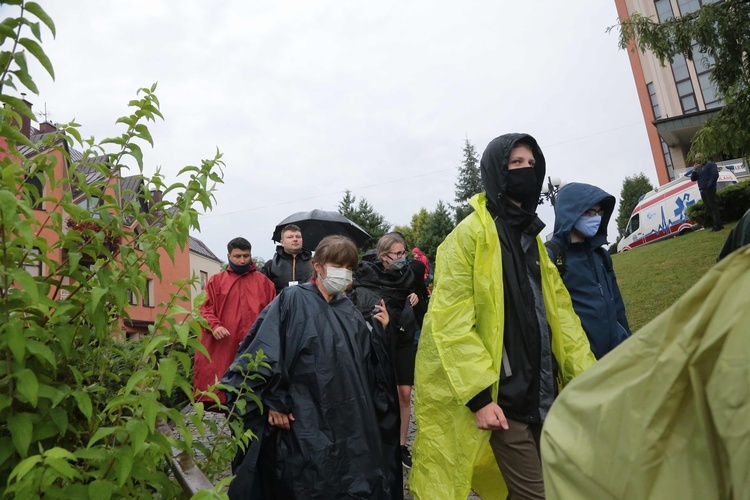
[261,224,314,294]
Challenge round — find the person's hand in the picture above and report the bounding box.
[373,299,389,328]
[408,292,419,306]
[212,326,231,340]
[474,402,509,431]
[268,409,295,429]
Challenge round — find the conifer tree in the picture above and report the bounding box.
[453,138,483,224]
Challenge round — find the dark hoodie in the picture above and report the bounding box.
[548,183,630,359]
[260,245,313,294]
[467,133,557,424]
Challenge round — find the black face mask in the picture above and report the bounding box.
[229,262,252,275]
[505,167,538,202]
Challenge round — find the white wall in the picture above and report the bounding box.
[189,252,223,307]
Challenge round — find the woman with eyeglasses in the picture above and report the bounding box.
[351,232,428,470]
[545,182,632,359]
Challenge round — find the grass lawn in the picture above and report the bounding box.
[612,222,737,331]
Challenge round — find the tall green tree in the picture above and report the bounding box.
[337,189,390,249]
[614,0,750,159]
[421,201,455,259]
[393,208,430,250]
[452,138,483,224]
[617,173,655,237]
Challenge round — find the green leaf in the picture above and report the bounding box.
[6,321,25,362]
[25,2,56,37]
[11,268,39,303]
[10,67,39,94]
[17,37,54,78]
[0,437,14,468]
[141,395,158,433]
[0,95,35,119]
[67,251,81,271]
[25,340,56,367]
[43,447,76,461]
[74,391,92,419]
[87,426,116,448]
[15,369,39,407]
[126,419,148,454]
[8,455,42,482]
[134,123,153,146]
[115,445,134,487]
[0,122,33,148]
[0,394,11,413]
[8,413,33,457]
[88,287,107,313]
[88,480,113,500]
[49,407,68,434]
[158,357,177,395]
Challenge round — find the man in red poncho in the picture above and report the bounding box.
[195,237,276,407]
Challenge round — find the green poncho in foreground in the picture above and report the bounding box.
[542,246,750,499]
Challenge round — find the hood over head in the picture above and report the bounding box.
[551,182,615,248]
[480,133,547,214]
[412,247,424,256]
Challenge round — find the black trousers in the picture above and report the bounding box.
[700,187,723,230]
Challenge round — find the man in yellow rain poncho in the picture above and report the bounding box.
[409,133,596,500]
[541,245,750,499]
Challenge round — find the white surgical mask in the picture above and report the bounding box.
[321,266,352,295]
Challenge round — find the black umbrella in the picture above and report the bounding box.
[272,209,371,249]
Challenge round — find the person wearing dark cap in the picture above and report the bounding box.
[410,133,595,499]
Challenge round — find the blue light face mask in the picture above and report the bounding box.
[574,215,602,238]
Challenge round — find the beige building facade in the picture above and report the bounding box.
[188,236,223,307]
[614,0,730,185]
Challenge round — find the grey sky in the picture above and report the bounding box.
[25,0,656,260]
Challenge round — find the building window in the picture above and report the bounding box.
[647,82,661,119]
[76,196,101,219]
[143,279,155,308]
[23,247,43,277]
[200,271,208,290]
[676,0,718,15]
[126,288,138,306]
[676,0,701,14]
[691,43,721,109]
[670,53,698,114]
[661,139,675,181]
[654,0,674,22]
[25,175,44,210]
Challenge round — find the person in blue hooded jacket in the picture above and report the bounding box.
[546,182,631,359]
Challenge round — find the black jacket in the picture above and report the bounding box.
[260,246,313,294]
[691,161,719,191]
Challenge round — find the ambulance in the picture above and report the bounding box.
[617,168,737,253]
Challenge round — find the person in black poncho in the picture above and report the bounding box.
[221,235,402,499]
[351,232,428,469]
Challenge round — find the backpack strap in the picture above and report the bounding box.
[544,239,567,277]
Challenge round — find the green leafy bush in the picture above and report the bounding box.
[687,178,750,226]
[0,2,256,497]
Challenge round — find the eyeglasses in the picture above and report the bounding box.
[387,250,408,258]
[582,209,605,217]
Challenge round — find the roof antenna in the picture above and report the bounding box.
[35,102,52,123]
